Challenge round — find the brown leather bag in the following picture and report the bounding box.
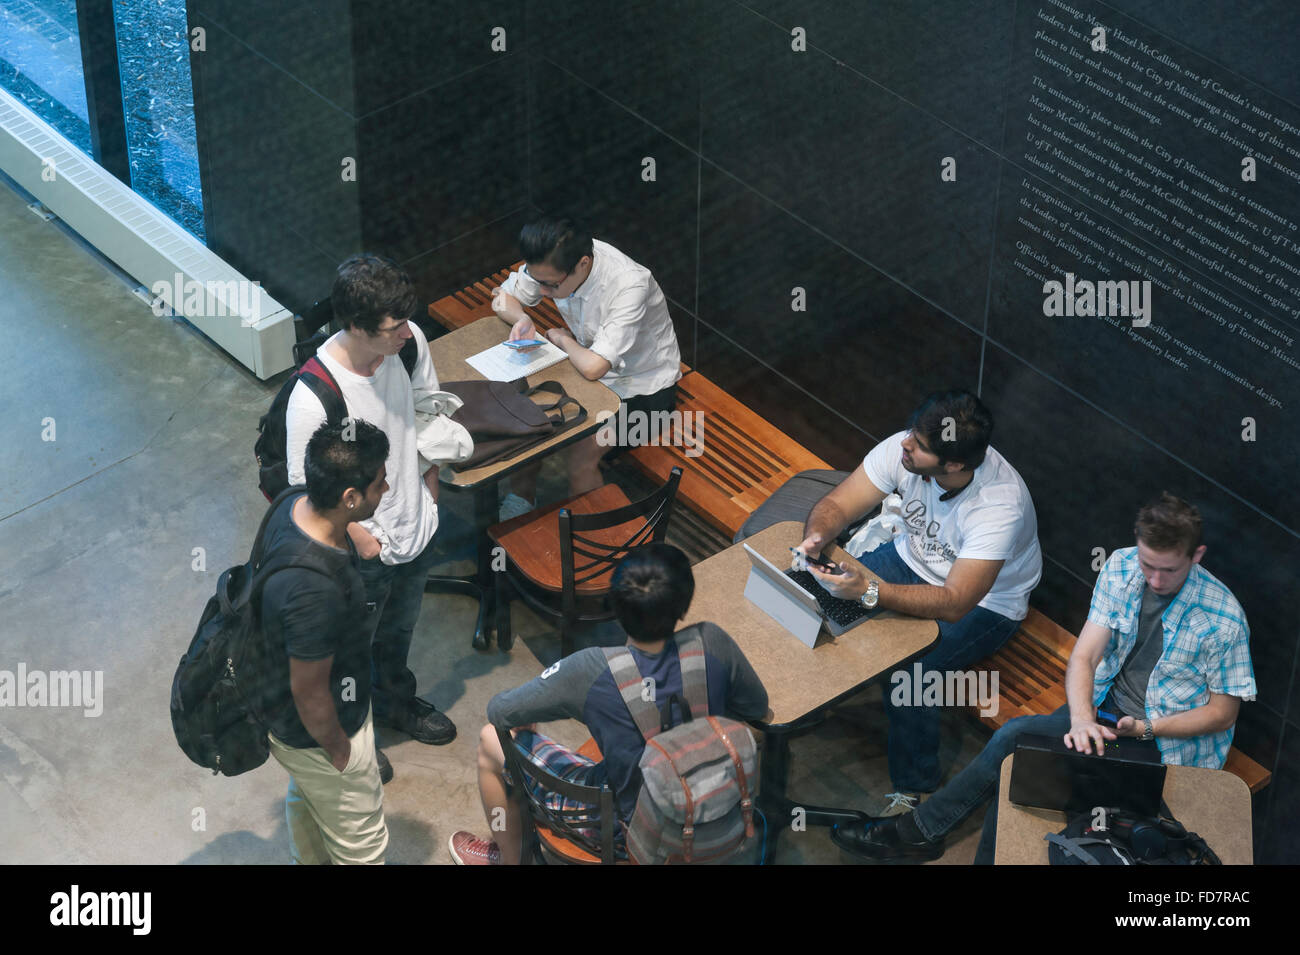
[442,379,587,471]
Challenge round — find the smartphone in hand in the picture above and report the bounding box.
[791,547,844,575]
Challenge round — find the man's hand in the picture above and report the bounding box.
[329,741,352,773]
[808,560,868,600]
[508,316,542,351]
[349,522,382,560]
[1113,715,1144,738]
[423,464,440,503]
[1064,719,1117,755]
[792,534,828,571]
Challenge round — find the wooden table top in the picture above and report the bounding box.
[994,755,1254,864]
[681,521,939,728]
[427,317,621,489]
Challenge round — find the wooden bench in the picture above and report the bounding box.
[428,269,831,538]
[970,608,1272,794]
[429,262,567,334]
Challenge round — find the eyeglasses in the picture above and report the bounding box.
[375,318,410,336]
[524,263,569,291]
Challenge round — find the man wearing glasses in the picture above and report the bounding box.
[491,216,682,518]
[793,390,1041,818]
[285,254,457,769]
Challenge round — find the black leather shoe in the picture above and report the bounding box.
[830,816,945,863]
[376,748,393,785]
[379,698,457,745]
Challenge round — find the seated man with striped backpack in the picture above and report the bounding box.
[451,543,770,864]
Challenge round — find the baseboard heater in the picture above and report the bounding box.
[0,89,293,379]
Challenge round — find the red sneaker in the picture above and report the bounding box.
[449,831,502,865]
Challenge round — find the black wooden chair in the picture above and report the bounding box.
[498,729,620,864]
[488,468,683,657]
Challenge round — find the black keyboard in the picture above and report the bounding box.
[786,569,873,629]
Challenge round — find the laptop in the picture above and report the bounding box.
[741,543,882,647]
[1009,733,1167,817]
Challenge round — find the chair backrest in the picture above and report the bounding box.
[557,467,683,618]
[496,727,619,864]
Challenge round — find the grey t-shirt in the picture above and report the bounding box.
[1109,586,1174,719]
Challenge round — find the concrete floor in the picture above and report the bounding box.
[0,175,988,865]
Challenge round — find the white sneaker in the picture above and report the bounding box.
[499,492,535,522]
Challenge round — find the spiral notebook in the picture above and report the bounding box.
[466,341,569,382]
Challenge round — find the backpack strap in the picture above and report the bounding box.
[706,716,755,838]
[1044,833,1110,865]
[676,627,709,720]
[603,648,663,741]
[297,356,347,426]
[249,486,304,568]
[247,488,348,598]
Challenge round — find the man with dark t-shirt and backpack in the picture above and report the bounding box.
[449,544,769,865]
[260,420,391,864]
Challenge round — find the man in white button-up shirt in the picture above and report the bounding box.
[491,217,682,515]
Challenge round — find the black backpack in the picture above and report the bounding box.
[1046,805,1221,865]
[170,487,339,776]
[255,333,417,500]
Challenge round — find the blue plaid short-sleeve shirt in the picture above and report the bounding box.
[1087,547,1256,769]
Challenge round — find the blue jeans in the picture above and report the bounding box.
[858,543,1021,793]
[358,535,442,722]
[913,706,1072,864]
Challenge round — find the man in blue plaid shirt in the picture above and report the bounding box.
[832,492,1256,864]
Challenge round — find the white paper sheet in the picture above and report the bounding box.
[465,341,569,381]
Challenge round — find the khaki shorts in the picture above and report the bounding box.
[268,708,388,864]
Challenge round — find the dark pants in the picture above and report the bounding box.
[914,697,1158,864]
[856,543,1021,793]
[600,383,678,460]
[357,535,441,722]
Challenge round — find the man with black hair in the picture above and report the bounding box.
[831,493,1255,863]
[448,543,768,864]
[285,253,457,750]
[261,420,391,864]
[490,216,682,516]
[795,390,1042,815]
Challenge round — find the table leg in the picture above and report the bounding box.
[757,724,872,863]
[424,482,499,651]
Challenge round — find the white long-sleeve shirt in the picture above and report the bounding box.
[498,239,681,399]
[285,323,439,565]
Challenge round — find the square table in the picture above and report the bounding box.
[995,754,1253,864]
[680,521,939,856]
[426,316,621,649]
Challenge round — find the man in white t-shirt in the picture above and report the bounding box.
[794,391,1041,813]
[490,216,682,518]
[285,254,456,758]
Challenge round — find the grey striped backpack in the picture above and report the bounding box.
[603,627,759,864]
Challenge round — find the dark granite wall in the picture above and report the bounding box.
[523,0,1300,863]
[188,0,529,317]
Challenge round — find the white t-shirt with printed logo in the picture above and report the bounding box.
[862,430,1041,620]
